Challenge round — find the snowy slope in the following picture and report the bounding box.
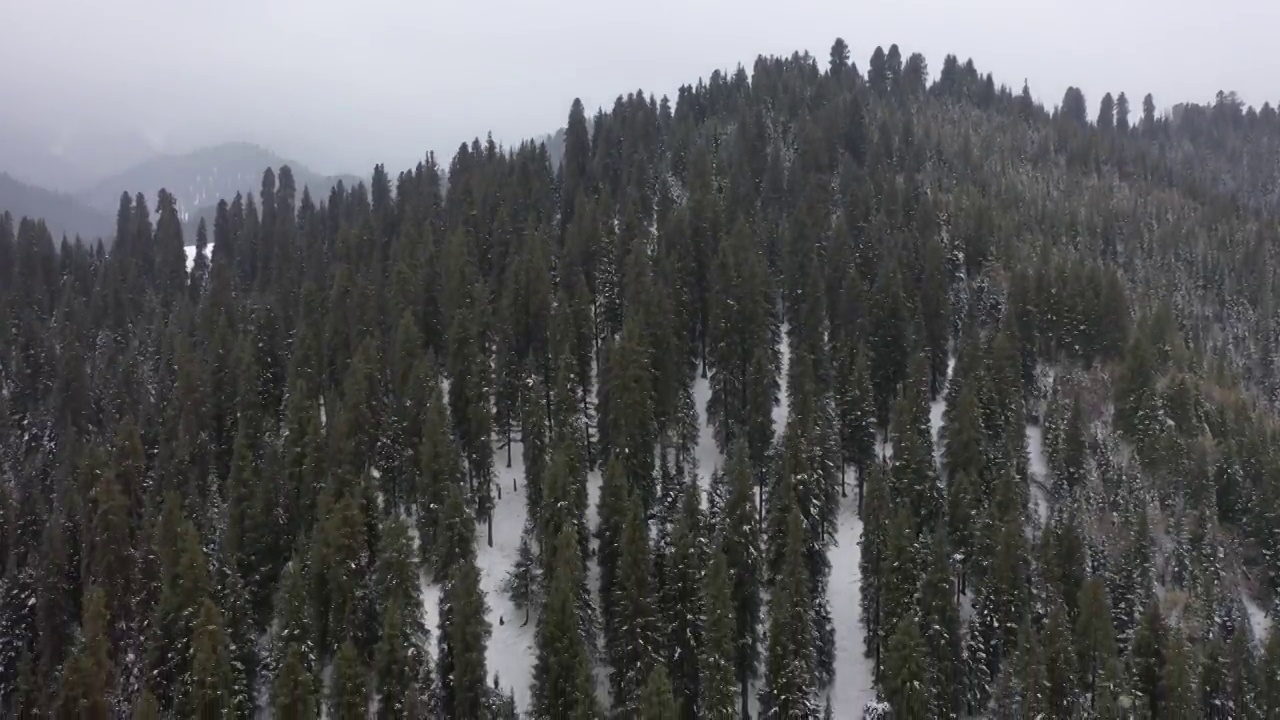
[1025,425,1050,529]
[826,491,875,715]
[415,439,537,715]
[484,440,539,709]
[184,242,213,272]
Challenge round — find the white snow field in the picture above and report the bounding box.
[184,242,212,272]
[826,489,876,715]
[484,439,539,710]
[1242,591,1272,649]
[414,437,537,715]
[1025,425,1051,529]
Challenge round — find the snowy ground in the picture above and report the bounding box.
[1025,425,1051,530]
[1242,591,1272,648]
[691,372,722,492]
[416,438,537,714]
[930,357,957,470]
[825,487,876,715]
[184,243,212,272]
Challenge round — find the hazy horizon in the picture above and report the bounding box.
[3,0,1277,182]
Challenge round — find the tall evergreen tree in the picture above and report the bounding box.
[760,509,816,719]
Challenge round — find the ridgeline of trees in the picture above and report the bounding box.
[3,37,1280,719]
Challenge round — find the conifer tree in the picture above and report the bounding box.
[375,597,432,719]
[608,483,656,714]
[146,503,209,714]
[328,639,369,720]
[699,545,739,718]
[663,482,709,715]
[532,526,595,720]
[719,442,762,718]
[919,530,961,718]
[132,690,160,720]
[56,586,111,719]
[1130,599,1167,719]
[187,598,236,719]
[272,643,318,720]
[438,527,490,719]
[640,664,679,720]
[833,339,876,507]
[760,509,816,719]
[883,613,930,720]
[1160,627,1197,720]
[1075,578,1119,711]
[1262,628,1280,717]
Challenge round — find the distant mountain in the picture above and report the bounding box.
[0,117,159,192]
[77,142,365,225]
[0,172,112,244]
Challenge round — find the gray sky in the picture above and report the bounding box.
[2,0,1277,177]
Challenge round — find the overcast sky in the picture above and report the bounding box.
[2,0,1277,176]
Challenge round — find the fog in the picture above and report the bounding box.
[2,0,1276,181]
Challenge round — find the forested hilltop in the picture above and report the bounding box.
[3,38,1280,719]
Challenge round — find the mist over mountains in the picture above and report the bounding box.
[0,138,365,246]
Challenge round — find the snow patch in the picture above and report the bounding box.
[481,439,538,711]
[1025,425,1050,529]
[826,486,876,716]
[184,242,214,273]
[1242,591,1272,647]
[930,356,956,469]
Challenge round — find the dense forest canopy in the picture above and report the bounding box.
[3,38,1280,719]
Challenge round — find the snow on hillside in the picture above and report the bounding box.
[417,438,536,714]
[692,371,721,491]
[930,356,957,470]
[827,490,875,715]
[1242,591,1272,648]
[1026,425,1050,529]
[184,242,213,272]
[484,440,538,710]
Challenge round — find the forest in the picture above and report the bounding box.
[3,37,1280,719]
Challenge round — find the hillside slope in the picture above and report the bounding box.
[0,172,111,243]
[3,41,1280,720]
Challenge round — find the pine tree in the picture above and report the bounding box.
[1043,601,1077,718]
[1075,578,1119,712]
[662,482,708,715]
[639,664,679,720]
[131,690,160,720]
[1160,626,1197,720]
[147,502,209,714]
[883,613,930,720]
[1223,625,1258,720]
[1130,598,1167,719]
[55,586,111,720]
[608,483,656,714]
[187,598,236,719]
[860,461,890,677]
[532,526,595,720]
[719,441,761,718]
[375,597,432,719]
[699,545,738,718]
[439,530,490,718]
[328,639,369,720]
[272,643,318,720]
[919,530,961,718]
[833,339,876,508]
[1262,627,1280,718]
[760,509,816,719]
